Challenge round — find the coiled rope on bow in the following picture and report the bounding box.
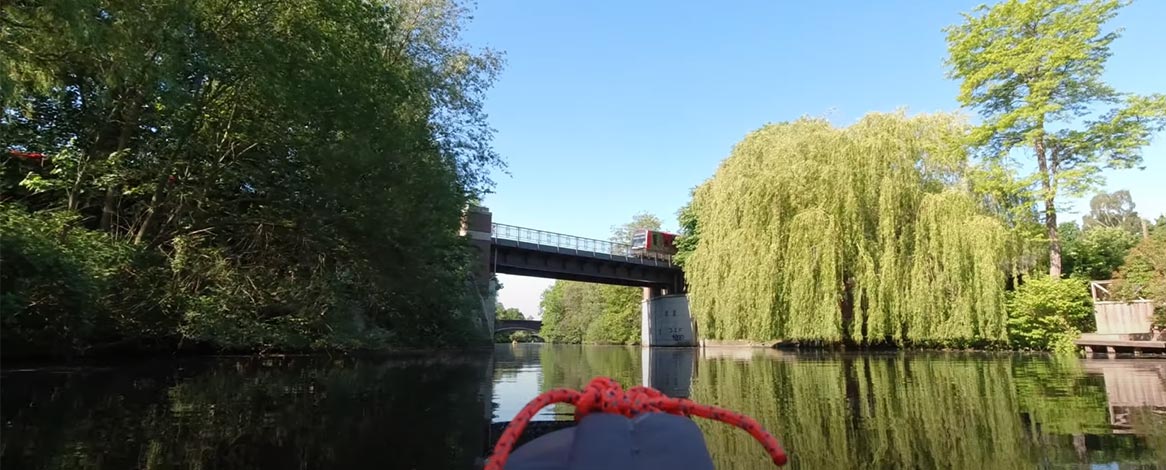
[486,377,788,469]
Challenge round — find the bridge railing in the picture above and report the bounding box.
[491,223,673,266]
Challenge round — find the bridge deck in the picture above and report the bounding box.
[488,223,684,290]
[491,238,674,268]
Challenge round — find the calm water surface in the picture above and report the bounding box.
[3,345,1165,469]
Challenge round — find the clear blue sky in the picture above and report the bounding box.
[463,0,1166,318]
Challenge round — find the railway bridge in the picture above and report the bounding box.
[462,206,693,347]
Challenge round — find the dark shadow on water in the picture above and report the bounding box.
[2,355,492,470]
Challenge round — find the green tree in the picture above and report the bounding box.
[685,113,1008,345]
[0,0,502,355]
[1082,190,1142,234]
[495,302,525,321]
[967,162,1048,279]
[674,196,700,269]
[1112,229,1166,328]
[1061,226,1137,280]
[1058,222,1084,276]
[1006,276,1094,353]
[945,0,1166,277]
[610,212,664,244]
[538,281,601,343]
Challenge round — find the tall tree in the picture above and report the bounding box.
[945,0,1166,277]
[1082,190,1141,234]
[686,113,1008,345]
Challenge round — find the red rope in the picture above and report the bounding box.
[486,377,788,469]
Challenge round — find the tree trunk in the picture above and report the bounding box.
[1035,139,1061,277]
[133,172,169,245]
[99,186,118,232]
[99,94,140,233]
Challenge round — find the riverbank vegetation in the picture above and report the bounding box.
[684,113,1010,346]
[672,0,1166,351]
[538,213,662,345]
[1112,225,1166,329]
[1,0,502,358]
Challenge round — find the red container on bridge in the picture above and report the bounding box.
[631,230,678,257]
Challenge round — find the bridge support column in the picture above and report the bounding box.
[641,290,695,347]
[461,205,495,339]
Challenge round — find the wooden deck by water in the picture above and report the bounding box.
[1079,283,1162,354]
[1077,333,1166,355]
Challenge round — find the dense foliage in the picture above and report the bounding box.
[1006,276,1094,354]
[1,206,138,356]
[685,113,1009,346]
[673,198,699,269]
[0,0,502,356]
[945,0,1166,277]
[1083,190,1144,235]
[1059,223,1139,280]
[538,213,662,344]
[539,281,645,345]
[1113,227,1166,329]
[495,302,525,321]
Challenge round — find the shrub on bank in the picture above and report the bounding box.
[1,204,485,358]
[1112,230,1166,331]
[0,207,136,356]
[1006,276,1094,354]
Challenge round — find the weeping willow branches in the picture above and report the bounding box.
[686,112,1008,345]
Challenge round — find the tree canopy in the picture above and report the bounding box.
[1082,190,1143,235]
[945,0,1166,277]
[1060,221,1138,280]
[610,212,664,244]
[0,0,502,356]
[495,302,525,321]
[1113,227,1166,323]
[685,112,1009,345]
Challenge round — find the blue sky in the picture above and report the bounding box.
[463,0,1166,318]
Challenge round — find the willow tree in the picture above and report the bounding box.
[686,112,1009,345]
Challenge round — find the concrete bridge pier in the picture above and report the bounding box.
[461,205,496,340]
[641,287,696,347]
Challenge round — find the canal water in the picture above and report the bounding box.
[3,345,1164,469]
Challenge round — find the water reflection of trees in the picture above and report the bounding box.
[1,356,492,470]
[535,345,641,419]
[539,344,642,390]
[686,354,1166,470]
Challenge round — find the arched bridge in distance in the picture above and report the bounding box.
[462,206,694,347]
[495,319,542,334]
